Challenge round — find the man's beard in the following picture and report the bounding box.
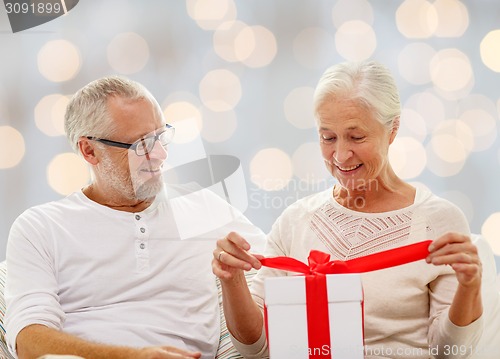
[99,152,164,201]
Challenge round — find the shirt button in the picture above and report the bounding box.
[135,215,141,220]
[140,243,146,249]
[140,227,146,233]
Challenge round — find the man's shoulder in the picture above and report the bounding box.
[16,191,85,222]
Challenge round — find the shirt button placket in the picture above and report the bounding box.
[134,213,149,272]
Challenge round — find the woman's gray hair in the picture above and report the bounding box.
[64,76,161,153]
[313,60,401,129]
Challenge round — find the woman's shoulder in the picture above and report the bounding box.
[413,186,470,234]
[415,186,463,215]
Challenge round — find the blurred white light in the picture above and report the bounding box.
[47,153,90,195]
[162,91,201,108]
[458,93,498,116]
[284,87,316,129]
[404,92,446,131]
[427,120,473,176]
[433,0,469,37]
[186,0,237,31]
[292,142,329,183]
[482,212,500,256]
[213,20,249,63]
[430,136,466,163]
[199,69,241,112]
[34,94,68,137]
[440,190,474,223]
[335,20,377,61]
[433,119,474,156]
[332,0,374,28]
[396,0,438,39]
[425,142,465,177]
[107,32,150,74]
[293,27,336,70]
[0,126,25,169]
[430,49,473,95]
[37,40,81,82]
[460,109,497,152]
[397,43,436,85]
[200,108,237,143]
[250,148,293,191]
[52,96,69,135]
[389,137,427,179]
[234,25,257,62]
[163,101,202,144]
[399,108,428,142]
[238,26,277,68]
[480,29,500,73]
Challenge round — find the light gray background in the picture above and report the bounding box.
[0,1,498,272]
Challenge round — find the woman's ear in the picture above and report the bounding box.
[78,137,99,165]
[389,116,400,144]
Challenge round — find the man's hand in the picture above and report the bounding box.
[16,324,202,359]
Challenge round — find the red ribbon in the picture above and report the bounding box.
[260,240,432,359]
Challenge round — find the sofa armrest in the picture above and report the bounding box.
[0,261,15,359]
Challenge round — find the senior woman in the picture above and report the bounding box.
[213,60,483,359]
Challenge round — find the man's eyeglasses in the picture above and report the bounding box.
[86,124,175,156]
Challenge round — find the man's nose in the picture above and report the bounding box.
[146,140,168,161]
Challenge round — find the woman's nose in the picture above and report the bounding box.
[332,143,353,164]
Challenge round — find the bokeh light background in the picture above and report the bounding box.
[0,0,499,273]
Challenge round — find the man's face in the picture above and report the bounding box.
[96,96,169,201]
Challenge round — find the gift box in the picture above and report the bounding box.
[260,241,433,359]
[264,273,364,359]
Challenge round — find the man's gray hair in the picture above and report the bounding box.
[64,76,161,153]
[313,60,401,129]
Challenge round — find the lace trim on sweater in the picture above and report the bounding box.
[310,202,414,260]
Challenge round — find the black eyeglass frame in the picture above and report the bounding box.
[86,124,175,156]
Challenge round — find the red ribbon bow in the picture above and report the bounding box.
[260,240,432,359]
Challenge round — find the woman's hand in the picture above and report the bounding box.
[212,231,263,282]
[426,232,482,289]
[211,233,266,345]
[426,232,483,326]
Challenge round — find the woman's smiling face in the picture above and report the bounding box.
[317,96,396,191]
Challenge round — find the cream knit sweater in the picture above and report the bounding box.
[232,187,483,359]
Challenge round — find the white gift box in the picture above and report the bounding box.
[264,274,364,359]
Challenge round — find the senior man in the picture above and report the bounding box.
[5,76,264,359]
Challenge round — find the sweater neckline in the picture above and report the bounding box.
[327,186,431,217]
